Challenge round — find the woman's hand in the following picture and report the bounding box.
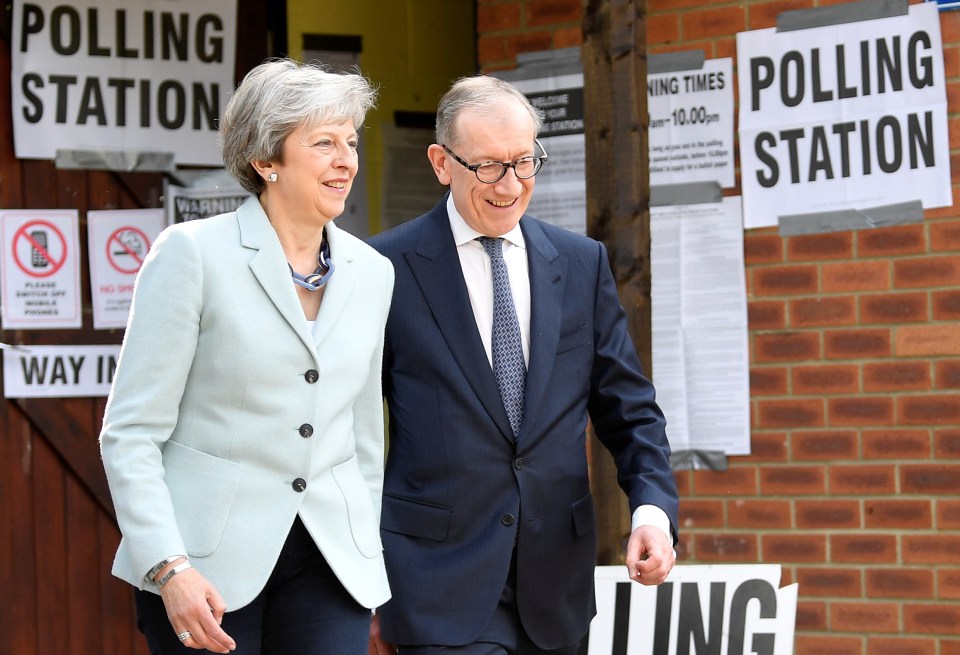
[159,567,236,652]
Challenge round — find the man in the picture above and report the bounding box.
[368,75,679,655]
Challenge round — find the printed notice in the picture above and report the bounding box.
[2,344,121,398]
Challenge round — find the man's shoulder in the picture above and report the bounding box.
[367,200,446,255]
[522,216,602,256]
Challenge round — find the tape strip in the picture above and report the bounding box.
[648,50,706,75]
[776,0,908,32]
[55,149,175,172]
[650,182,722,207]
[670,450,729,471]
[777,200,923,236]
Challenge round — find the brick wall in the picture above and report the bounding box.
[476,0,960,652]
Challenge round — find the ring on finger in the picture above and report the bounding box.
[178,631,191,642]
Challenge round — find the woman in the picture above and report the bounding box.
[100,59,392,654]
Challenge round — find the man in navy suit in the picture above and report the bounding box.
[368,75,679,655]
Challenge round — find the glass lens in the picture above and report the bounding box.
[513,157,538,179]
[476,162,506,183]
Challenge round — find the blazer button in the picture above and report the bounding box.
[292,478,307,492]
[501,514,516,526]
[513,457,524,470]
[299,423,314,438]
[304,369,319,384]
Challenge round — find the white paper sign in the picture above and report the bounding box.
[648,58,735,188]
[2,344,121,398]
[87,209,166,329]
[0,209,82,329]
[736,2,951,228]
[588,565,797,655]
[11,0,237,166]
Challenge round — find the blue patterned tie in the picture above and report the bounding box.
[478,237,526,438]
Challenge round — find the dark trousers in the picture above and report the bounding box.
[398,551,582,655]
[135,515,370,655]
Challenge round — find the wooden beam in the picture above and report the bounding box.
[581,0,651,566]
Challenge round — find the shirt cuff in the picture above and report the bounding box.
[631,505,673,544]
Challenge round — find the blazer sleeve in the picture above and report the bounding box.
[586,240,680,540]
[99,226,203,583]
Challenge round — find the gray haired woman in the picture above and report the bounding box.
[100,58,393,654]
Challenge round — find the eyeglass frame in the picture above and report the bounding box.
[440,139,548,184]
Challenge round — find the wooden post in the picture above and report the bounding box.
[581,0,652,566]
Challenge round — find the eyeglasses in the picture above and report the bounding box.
[441,139,548,184]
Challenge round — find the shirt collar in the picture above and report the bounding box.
[447,194,526,250]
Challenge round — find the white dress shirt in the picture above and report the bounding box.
[446,196,673,545]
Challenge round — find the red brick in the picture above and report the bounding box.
[787,232,853,262]
[750,366,788,395]
[792,430,858,461]
[933,290,960,320]
[691,466,757,496]
[525,0,580,27]
[742,432,788,462]
[939,499,960,529]
[867,637,936,655]
[828,396,894,426]
[763,533,826,563]
[860,292,928,324]
[790,297,857,328]
[796,567,861,597]
[678,499,724,529]
[831,601,900,632]
[748,300,786,329]
[752,265,819,296]
[825,329,892,359]
[938,568,960,599]
[478,35,508,64]
[795,600,828,631]
[829,465,897,495]
[935,360,960,389]
[757,399,825,429]
[929,219,960,251]
[903,536,960,565]
[942,640,960,655]
[552,26,581,48]
[477,2,521,32]
[506,30,553,59]
[674,469,691,496]
[937,429,960,458]
[865,568,934,599]
[744,233,784,264]
[901,464,960,494]
[822,260,890,293]
[904,603,960,635]
[748,0,814,29]
[646,0,711,11]
[693,533,758,562]
[896,324,960,356]
[831,534,898,564]
[682,6,745,40]
[858,224,926,256]
[864,499,933,529]
[895,256,960,288]
[760,465,826,495]
[863,361,931,393]
[755,332,821,362]
[727,499,791,529]
[647,13,679,47]
[792,365,859,394]
[898,395,960,425]
[796,499,860,529]
[796,635,862,655]
[863,429,931,460]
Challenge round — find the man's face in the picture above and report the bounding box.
[428,99,538,237]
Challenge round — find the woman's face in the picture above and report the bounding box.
[270,120,359,224]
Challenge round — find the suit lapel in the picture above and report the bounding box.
[237,197,319,364]
[520,219,565,437]
[407,207,515,442]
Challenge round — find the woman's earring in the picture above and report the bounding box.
[268,172,278,182]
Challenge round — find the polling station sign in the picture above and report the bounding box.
[736,2,951,229]
[585,565,796,655]
[11,0,237,166]
[0,209,82,329]
[2,344,121,398]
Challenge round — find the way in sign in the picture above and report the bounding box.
[19,353,117,386]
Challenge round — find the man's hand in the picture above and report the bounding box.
[625,525,676,585]
[369,612,397,655]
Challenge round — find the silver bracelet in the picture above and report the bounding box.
[157,561,192,589]
[146,555,187,583]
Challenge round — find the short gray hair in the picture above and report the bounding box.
[435,75,544,147]
[220,58,377,194]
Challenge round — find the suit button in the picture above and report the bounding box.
[501,514,516,526]
[305,369,319,384]
[513,457,524,470]
[292,478,307,492]
[299,423,314,438]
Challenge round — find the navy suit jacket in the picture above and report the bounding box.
[368,198,678,649]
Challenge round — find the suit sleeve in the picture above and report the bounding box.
[586,240,679,541]
[99,226,202,584]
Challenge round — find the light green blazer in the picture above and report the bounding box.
[100,196,393,610]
